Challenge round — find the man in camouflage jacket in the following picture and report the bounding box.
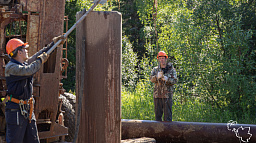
[150,51,177,121]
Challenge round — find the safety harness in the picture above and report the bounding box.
[6,95,33,123]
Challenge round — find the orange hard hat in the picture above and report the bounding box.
[157,51,168,59]
[6,38,28,55]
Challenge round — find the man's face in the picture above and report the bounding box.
[158,56,167,68]
[19,48,28,61]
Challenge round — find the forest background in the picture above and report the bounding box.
[63,0,256,124]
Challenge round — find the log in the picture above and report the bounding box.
[122,119,256,143]
[121,137,156,143]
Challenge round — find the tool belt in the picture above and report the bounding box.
[6,95,34,123]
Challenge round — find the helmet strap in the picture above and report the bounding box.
[9,52,13,57]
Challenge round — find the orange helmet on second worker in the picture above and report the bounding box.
[6,38,28,55]
[157,51,168,59]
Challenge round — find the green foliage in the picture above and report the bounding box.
[62,0,84,92]
[122,36,138,90]
[64,0,256,123]
[138,56,153,80]
[68,89,76,95]
[122,79,256,124]
[121,80,256,124]
[113,0,147,59]
[121,0,256,123]
[5,21,27,36]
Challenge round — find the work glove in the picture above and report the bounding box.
[37,52,49,64]
[157,71,164,80]
[43,42,54,52]
[52,35,66,45]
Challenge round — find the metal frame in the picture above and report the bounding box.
[0,1,68,142]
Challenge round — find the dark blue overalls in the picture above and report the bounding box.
[5,58,39,143]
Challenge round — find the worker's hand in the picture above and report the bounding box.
[162,76,168,82]
[52,35,66,45]
[37,52,49,64]
[157,71,164,80]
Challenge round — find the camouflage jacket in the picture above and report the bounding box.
[150,63,178,98]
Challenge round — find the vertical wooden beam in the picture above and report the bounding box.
[26,14,39,56]
[76,11,122,143]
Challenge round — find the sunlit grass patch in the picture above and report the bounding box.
[121,80,256,124]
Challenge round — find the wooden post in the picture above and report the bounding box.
[76,11,122,143]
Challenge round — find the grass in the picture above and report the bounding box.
[122,80,155,120]
[121,80,256,124]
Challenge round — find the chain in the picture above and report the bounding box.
[19,100,29,119]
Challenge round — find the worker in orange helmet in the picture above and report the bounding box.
[150,51,178,121]
[4,36,65,143]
